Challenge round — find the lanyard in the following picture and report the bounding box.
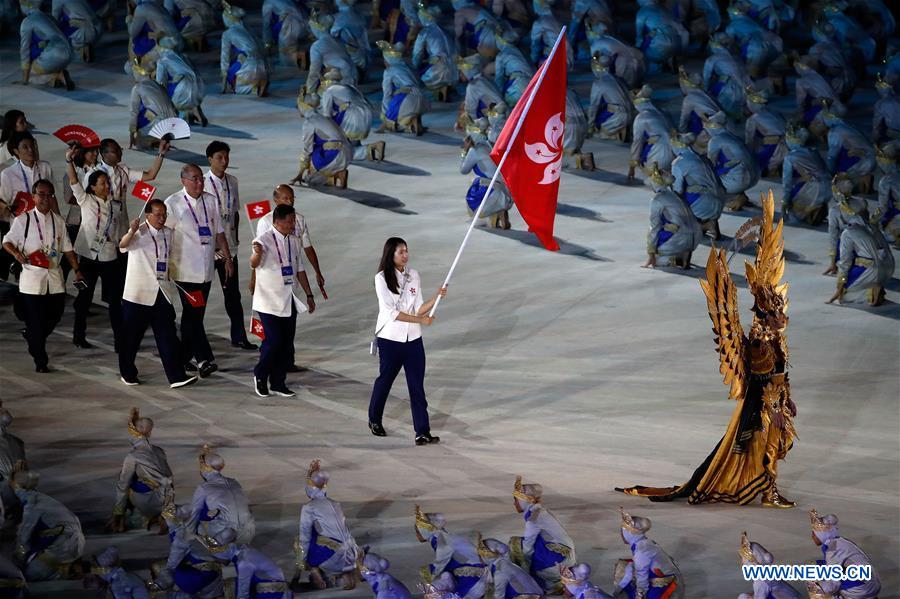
[101,163,127,199]
[18,162,31,191]
[271,232,292,267]
[95,198,116,239]
[150,227,168,260]
[183,194,210,227]
[31,211,57,252]
[208,173,232,215]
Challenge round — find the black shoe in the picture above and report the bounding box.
[184,362,198,372]
[20,328,26,340]
[35,365,50,373]
[198,361,218,378]
[73,337,93,349]
[254,376,270,397]
[232,340,258,350]
[270,386,296,398]
[415,433,440,446]
[286,363,304,373]
[368,422,387,437]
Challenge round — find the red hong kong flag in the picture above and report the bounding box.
[174,283,206,308]
[250,317,265,340]
[12,191,35,216]
[245,200,272,220]
[131,180,157,202]
[490,32,567,251]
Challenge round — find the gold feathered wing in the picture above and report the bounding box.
[745,189,789,307]
[699,247,747,400]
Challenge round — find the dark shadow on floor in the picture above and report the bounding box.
[414,130,463,146]
[156,147,211,165]
[481,228,611,261]
[199,123,258,140]
[832,298,900,320]
[353,160,430,176]
[565,167,634,186]
[40,87,123,107]
[317,187,416,214]
[702,234,815,265]
[557,202,612,222]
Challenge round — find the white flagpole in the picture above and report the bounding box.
[429,27,567,317]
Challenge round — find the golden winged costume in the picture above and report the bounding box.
[618,191,797,507]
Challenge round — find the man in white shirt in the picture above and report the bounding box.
[254,184,326,372]
[249,204,315,398]
[0,132,55,281]
[164,164,233,378]
[2,180,82,372]
[117,199,198,388]
[204,140,255,350]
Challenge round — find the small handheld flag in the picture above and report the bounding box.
[131,181,157,202]
[250,316,265,340]
[245,200,272,220]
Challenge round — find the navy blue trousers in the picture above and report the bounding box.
[21,292,65,368]
[176,280,214,364]
[119,292,187,384]
[368,337,431,436]
[215,256,250,344]
[254,308,296,389]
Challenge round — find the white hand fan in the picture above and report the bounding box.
[148,117,191,141]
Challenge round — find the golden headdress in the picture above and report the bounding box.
[476,534,501,560]
[306,458,327,488]
[376,40,404,58]
[131,57,150,78]
[745,85,768,105]
[875,72,891,91]
[198,444,223,473]
[512,475,541,503]
[618,506,649,534]
[739,532,755,563]
[415,504,438,532]
[127,407,151,439]
[809,508,836,532]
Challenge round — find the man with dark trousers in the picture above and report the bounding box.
[164,164,233,378]
[117,200,198,388]
[249,204,315,398]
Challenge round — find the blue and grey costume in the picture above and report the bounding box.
[50,0,101,59]
[823,110,875,191]
[614,508,685,599]
[220,5,269,96]
[873,77,900,147]
[705,111,759,210]
[0,403,26,521]
[671,133,724,227]
[635,0,688,70]
[306,13,357,96]
[702,35,750,121]
[781,127,831,224]
[508,478,576,595]
[296,460,359,581]
[809,510,882,598]
[678,66,721,153]
[587,26,646,89]
[808,32,855,102]
[559,564,613,599]
[724,8,783,84]
[744,87,787,176]
[416,507,487,599]
[835,201,895,305]
[630,86,675,181]
[736,533,800,599]
[128,0,182,72]
[297,100,353,183]
[319,70,381,161]
[568,0,612,59]
[128,61,178,148]
[12,468,85,581]
[187,447,256,546]
[564,89,592,169]
[494,33,534,107]
[209,528,291,599]
[155,37,205,124]
[379,40,430,133]
[452,0,502,60]
[261,0,308,67]
[876,145,900,245]
[589,55,634,142]
[331,0,369,71]
[19,1,74,86]
[531,0,573,70]
[794,58,843,140]
[360,551,413,599]
[459,55,506,130]
[412,5,457,94]
[113,409,174,527]
[161,504,224,599]
[163,0,214,48]
[470,537,544,599]
[645,166,703,263]
[94,547,151,599]
[460,119,513,224]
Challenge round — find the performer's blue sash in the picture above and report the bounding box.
[306,528,339,567]
[311,134,340,170]
[386,92,407,122]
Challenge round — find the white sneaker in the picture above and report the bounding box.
[120,376,141,386]
[170,376,199,389]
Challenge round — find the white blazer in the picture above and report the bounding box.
[374,267,423,343]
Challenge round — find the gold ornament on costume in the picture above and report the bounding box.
[415,505,437,531]
[476,534,500,560]
[808,508,832,532]
[513,475,539,503]
[618,506,643,534]
[128,407,147,439]
[558,564,578,586]
[131,57,149,78]
[198,444,218,473]
[739,532,755,563]
[376,40,403,58]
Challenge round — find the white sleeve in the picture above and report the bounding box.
[299,217,312,248]
[2,214,27,248]
[375,274,400,322]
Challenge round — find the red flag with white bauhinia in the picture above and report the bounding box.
[131,180,157,202]
[250,316,265,340]
[245,200,271,220]
[490,33,567,251]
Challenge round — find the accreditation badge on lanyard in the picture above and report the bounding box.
[272,232,294,286]
[90,199,116,258]
[210,175,232,224]
[185,194,212,245]
[152,229,169,280]
[34,212,58,265]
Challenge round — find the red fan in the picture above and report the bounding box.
[12,191,35,216]
[53,125,101,148]
[27,250,49,269]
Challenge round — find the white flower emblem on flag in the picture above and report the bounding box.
[524,112,564,185]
